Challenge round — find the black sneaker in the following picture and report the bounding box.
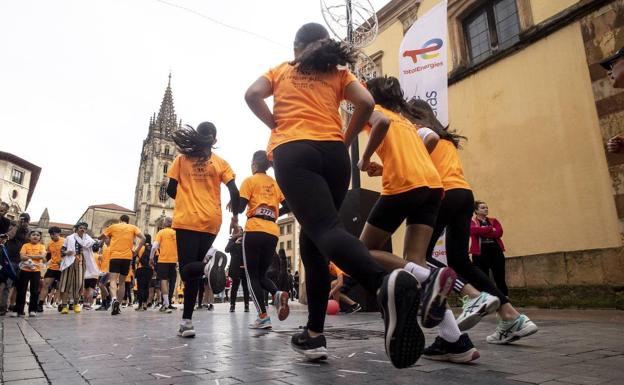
[37,303,44,313]
[207,304,214,311]
[230,305,235,313]
[291,329,328,361]
[244,305,249,312]
[344,303,362,314]
[111,300,121,316]
[420,267,457,328]
[378,269,424,369]
[204,252,227,294]
[168,305,177,310]
[57,304,64,313]
[423,334,480,363]
[68,303,74,311]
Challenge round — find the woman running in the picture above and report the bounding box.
[245,22,423,368]
[167,122,240,338]
[235,150,289,329]
[410,99,538,345]
[357,76,478,363]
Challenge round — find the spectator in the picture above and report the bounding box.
[2,213,30,313]
[470,201,508,297]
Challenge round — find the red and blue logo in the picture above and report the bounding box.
[403,38,444,63]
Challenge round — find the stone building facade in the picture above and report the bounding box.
[77,203,136,237]
[0,151,41,220]
[133,75,180,237]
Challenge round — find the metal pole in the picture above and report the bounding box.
[346,0,361,189]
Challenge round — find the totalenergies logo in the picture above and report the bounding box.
[403,38,444,64]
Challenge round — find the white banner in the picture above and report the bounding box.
[399,0,449,126]
[431,230,447,266]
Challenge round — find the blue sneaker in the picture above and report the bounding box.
[250,315,272,329]
[456,292,500,331]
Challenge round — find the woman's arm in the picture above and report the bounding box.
[343,82,375,147]
[470,220,493,235]
[245,77,276,130]
[358,111,390,173]
[484,218,504,238]
[226,180,241,234]
[167,178,178,199]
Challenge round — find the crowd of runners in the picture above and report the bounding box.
[10,22,604,370]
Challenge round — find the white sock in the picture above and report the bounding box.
[163,294,170,307]
[438,309,461,343]
[404,262,430,283]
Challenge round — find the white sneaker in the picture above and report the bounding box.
[486,314,538,344]
[178,323,195,338]
[456,292,500,331]
[28,312,37,317]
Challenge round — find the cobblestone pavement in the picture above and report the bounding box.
[1,303,623,385]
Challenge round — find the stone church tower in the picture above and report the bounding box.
[133,74,181,237]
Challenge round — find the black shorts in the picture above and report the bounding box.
[367,187,443,232]
[44,269,61,281]
[109,259,131,276]
[156,263,177,280]
[84,278,98,289]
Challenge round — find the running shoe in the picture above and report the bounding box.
[61,305,69,314]
[168,305,177,310]
[111,300,121,316]
[10,312,24,317]
[230,305,235,313]
[291,328,328,361]
[420,267,457,328]
[423,334,480,363]
[378,269,424,369]
[205,252,227,294]
[343,303,362,314]
[135,306,145,312]
[28,311,37,317]
[68,303,74,312]
[159,305,172,314]
[178,323,196,338]
[249,315,272,329]
[244,305,249,312]
[486,314,538,344]
[456,292,500,331]
[37,303,44,313]
[207,304,214,311]
[274,291,290,321]
[74,304,81,313]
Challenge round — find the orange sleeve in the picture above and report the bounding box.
[339,69,359,101]
[103,226,112,238]
[155,230,163,244]
[167,155,182,181]
[20,244,28,255]
[220,159,235,185]
[262,66,277,85]
[239,178,252,200]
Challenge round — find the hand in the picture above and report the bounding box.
[357,157,370,173]
[367,161,383,177]
[607,135,624,153]
[226,201,232,212]
[229,216,239,235]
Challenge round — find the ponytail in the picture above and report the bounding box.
[291,22,357,73]
[405,99,466,148]
[172,122,217,159]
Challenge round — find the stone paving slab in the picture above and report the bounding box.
[1,304,623,384]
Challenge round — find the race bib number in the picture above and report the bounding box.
[254,206,276,219]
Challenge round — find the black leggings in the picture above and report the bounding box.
[425,189,508,305]
[15,270,40,314]
[473,243,509,297]
[175,229,216,320]
[229,257,249,307]
[136,267,152,306]
[273,140,387,333]
[243,231,278,315]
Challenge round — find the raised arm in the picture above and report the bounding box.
[343,82,375,147]
[245,77,276,130]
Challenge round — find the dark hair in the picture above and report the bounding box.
[29,230,42,237]
[291,23,357,73]
[48,226,62,235]
[172,122,217,159]
[474,200,486,212]
[76,222,89,229]
[120,215,130,223]
[144,234,152,244]
[406,99,466,148]
[252,150,271,173]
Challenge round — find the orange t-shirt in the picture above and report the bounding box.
[263,62,358,154]
[168,153,235,234]
[103,222,141,260]
[46,238,64,271]
[364,105,442,195]
[428,139,471,191]
[155,228,178,263]
[329,262,348,277]
[98,245,111,273]
[240,173,284,237]
[20,243,46,272]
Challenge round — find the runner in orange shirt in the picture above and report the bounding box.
[149,217,178,314]
[166,122,240,338]
[244,23,423,367]
[236,151,290,329]
[12,230,46,317]
[37,226,64,313]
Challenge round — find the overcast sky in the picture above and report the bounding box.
[1,0,391,249]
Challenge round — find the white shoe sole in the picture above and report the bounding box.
[487,322,538,344]
[178,330,196,338]
[291,345,328,361]
[424,348,480,363]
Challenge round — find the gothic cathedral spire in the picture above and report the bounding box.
[134,74,180,237]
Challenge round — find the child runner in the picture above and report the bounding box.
[409,99,538,345]
[244,22,423,368]
[328,262,361,313]
[149,217,178,313]
[236,150,290,329]
[38,226,64,313]
[96,240,111,311]
[12,230,46,317]
[166,122,240,338]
